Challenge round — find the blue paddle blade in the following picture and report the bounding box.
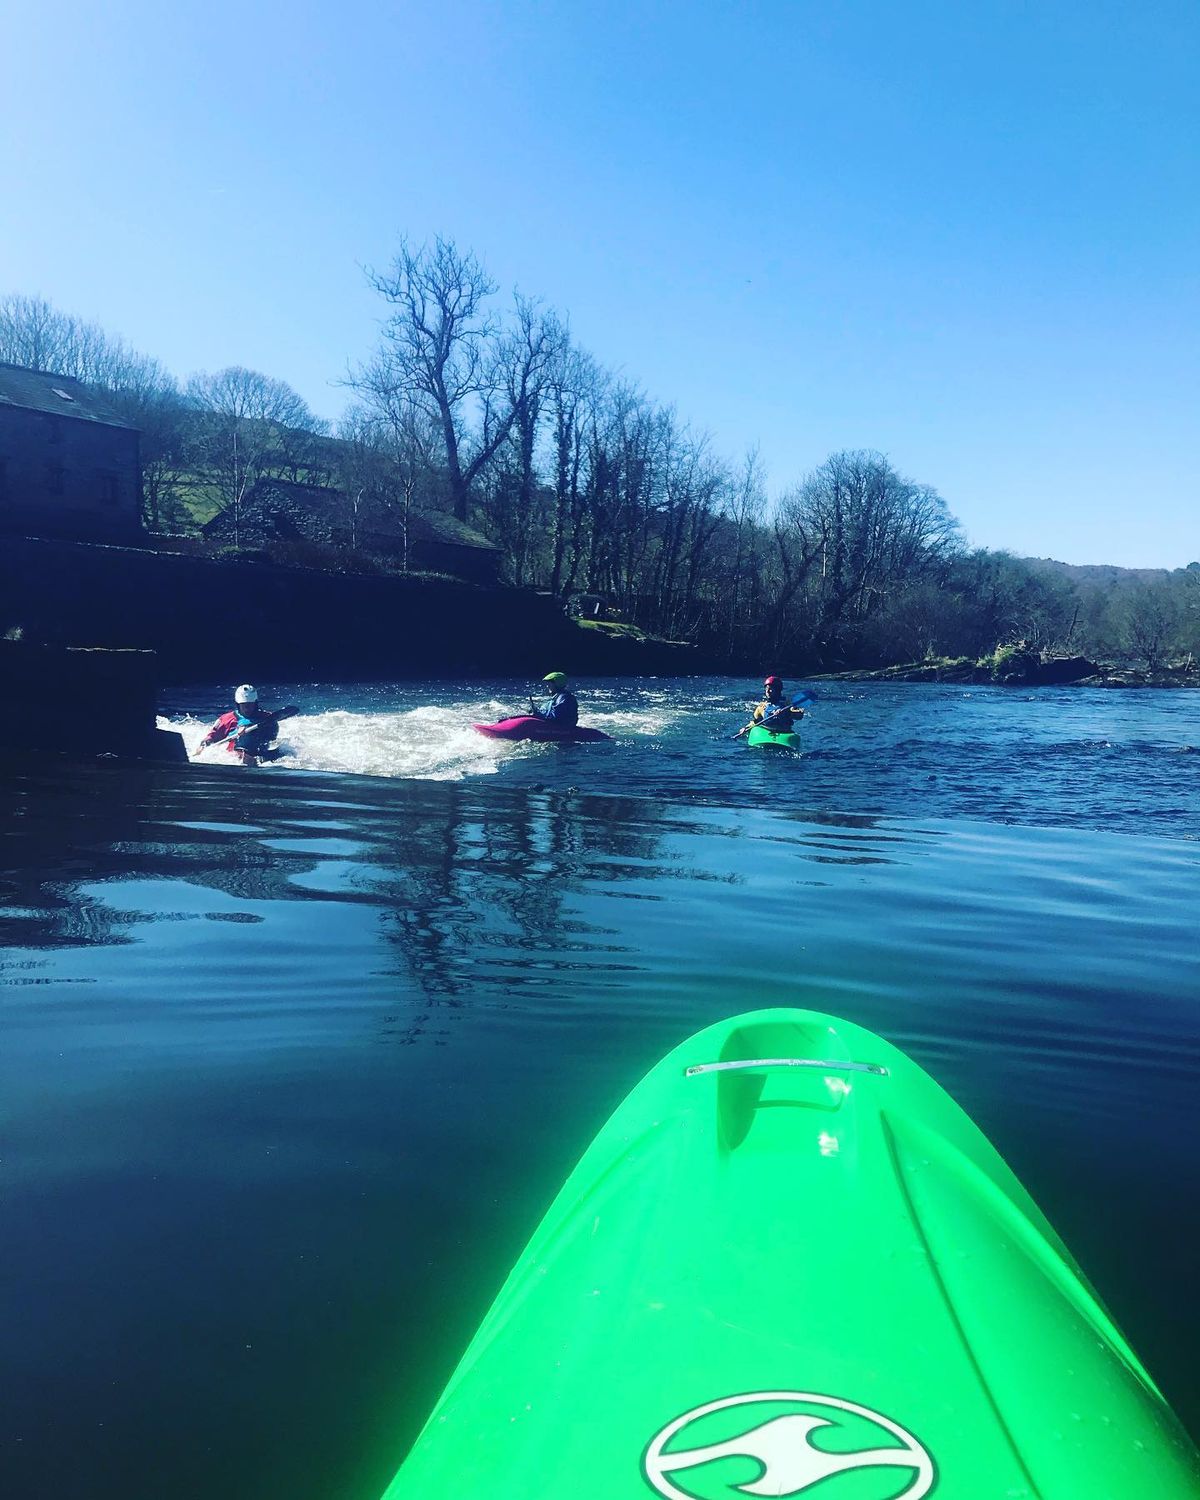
[792,690,817,708]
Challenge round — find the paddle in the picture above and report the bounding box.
[730,690,817,740]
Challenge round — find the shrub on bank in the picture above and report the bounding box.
[980,641,1041,683]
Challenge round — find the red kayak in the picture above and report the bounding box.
[473,716,610,743]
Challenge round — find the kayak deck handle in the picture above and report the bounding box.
[686,1057,889,1078]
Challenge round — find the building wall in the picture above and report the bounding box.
[408,537,501,584]
[0,406,142,541]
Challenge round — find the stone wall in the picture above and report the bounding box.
[0,640,186,760]
[0,535,696,683]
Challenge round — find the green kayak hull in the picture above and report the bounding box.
[747,724,800,750]
[381,1010,1199,1498]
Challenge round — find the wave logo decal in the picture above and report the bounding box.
[643,1391,935,1499]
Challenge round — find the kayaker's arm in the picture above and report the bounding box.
[729,700,767,739]
[197,711,237,749]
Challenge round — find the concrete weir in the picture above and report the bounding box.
[0,640,187,763]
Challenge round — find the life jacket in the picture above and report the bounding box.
[224,709,279,754]
[539,691,579,727]
[755,695,792,729]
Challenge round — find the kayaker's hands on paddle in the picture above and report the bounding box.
[731,713,801,739]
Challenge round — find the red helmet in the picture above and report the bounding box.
[764,675,782,688]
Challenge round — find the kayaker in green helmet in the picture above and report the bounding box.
[735,674,805,738]
[528,671,579,729]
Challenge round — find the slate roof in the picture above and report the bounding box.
[0,363,135,429]
[406,507,502,552]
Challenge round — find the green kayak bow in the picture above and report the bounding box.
[746,724,801,750]
[381,1009,1199,1498]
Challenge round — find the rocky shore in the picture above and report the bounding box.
[814,646,1198,689]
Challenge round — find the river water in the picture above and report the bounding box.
[3,677,1198,1498]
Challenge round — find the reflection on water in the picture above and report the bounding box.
[1,752,1198,1500]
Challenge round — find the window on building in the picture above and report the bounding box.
[98,472,120,506]
[46,463,65,496]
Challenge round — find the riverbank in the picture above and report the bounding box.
[0,535,696,683]
[814,647,1199,689]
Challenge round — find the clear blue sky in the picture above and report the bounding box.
[3,0,1197,566]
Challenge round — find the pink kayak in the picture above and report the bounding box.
[473,716,610,743]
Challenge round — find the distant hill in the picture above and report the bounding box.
[1021,557,1185,590]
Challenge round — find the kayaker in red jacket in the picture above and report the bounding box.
[196,685,286,765]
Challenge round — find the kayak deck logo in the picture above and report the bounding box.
[643,1391,935,1499]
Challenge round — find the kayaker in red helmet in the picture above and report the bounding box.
[735,675,805,738]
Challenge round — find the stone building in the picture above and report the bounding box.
[0,363,142,543]
[202,477,503,584]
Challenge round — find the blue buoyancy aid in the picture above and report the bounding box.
[536,691,579,727]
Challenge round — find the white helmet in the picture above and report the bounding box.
[234,684,258,705]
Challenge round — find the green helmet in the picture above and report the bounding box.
[542,672,568,687]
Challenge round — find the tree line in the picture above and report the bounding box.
[2,264,1197,674]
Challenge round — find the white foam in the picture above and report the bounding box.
[280,706,513,780]
[162,691,687,781]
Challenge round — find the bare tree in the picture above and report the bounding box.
[109,379,192,531]
[719,448,767,655]
[0,294,77,372]
[187,367,326,546]
[772,451,960,661]
[336,401,439,569]
[581,380,656,608]
[0,292,170,390]
[487,297,568,584]
[358,237,516,522]
[1119,583,1182,671]
[546,349,606,598]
